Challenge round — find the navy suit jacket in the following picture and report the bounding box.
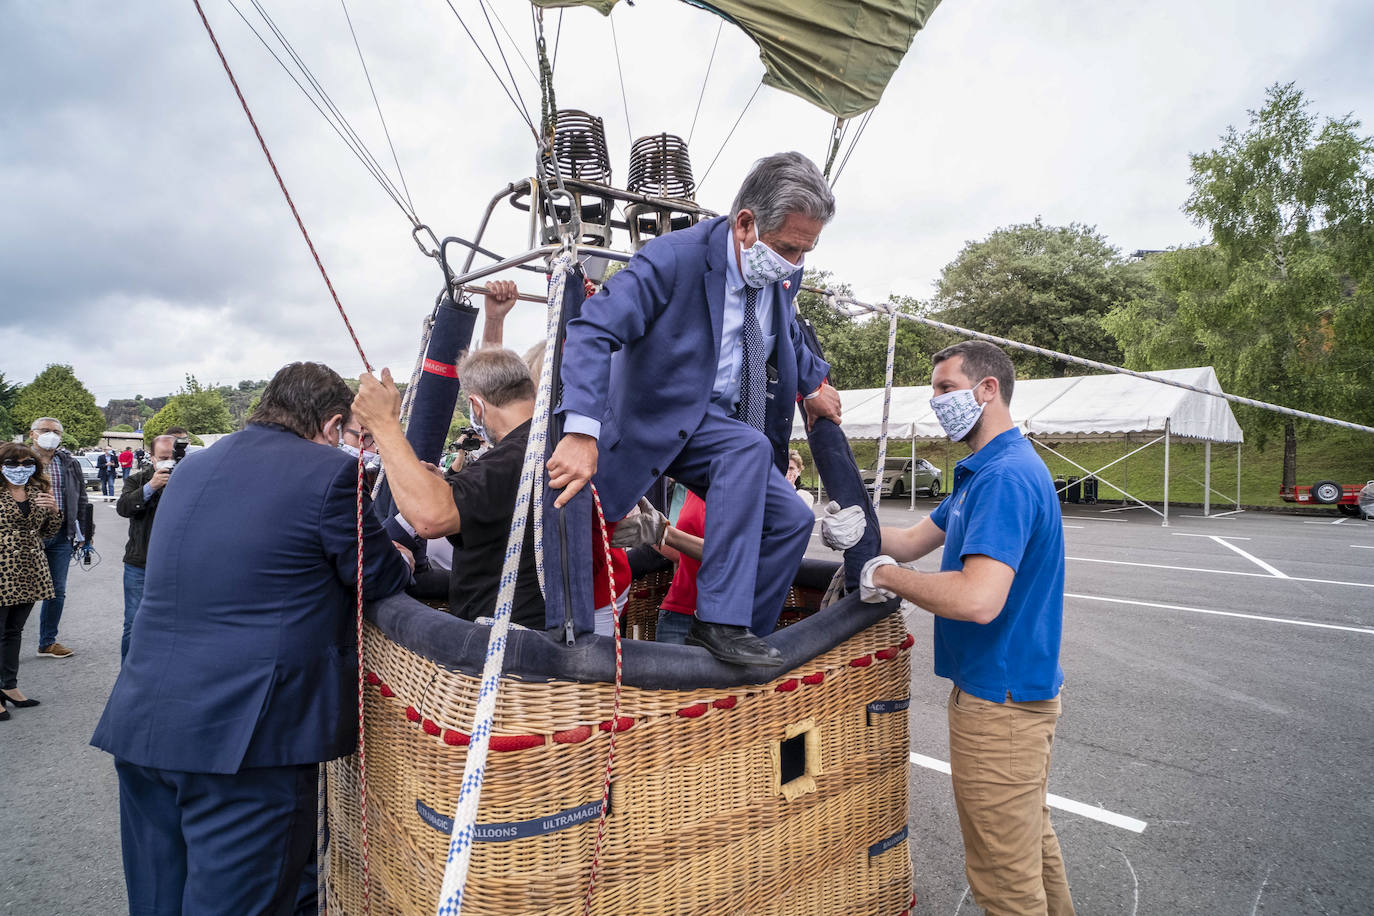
[557,215,829,519]
[91,423,412,774]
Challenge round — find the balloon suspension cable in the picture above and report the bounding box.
[822,116,846,181]
[821,291,1374,436]
[191,7,380,914]
[434,245,577,916]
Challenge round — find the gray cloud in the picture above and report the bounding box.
[3,0,1372,401]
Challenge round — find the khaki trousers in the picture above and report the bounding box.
[947,686,1075,916]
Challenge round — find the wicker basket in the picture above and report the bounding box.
[326,608,913,915]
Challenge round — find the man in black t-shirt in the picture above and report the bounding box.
[353,348,544,628]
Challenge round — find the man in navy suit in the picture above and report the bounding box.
[547,151,843,666]
[91,362,413,916]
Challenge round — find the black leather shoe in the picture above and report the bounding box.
[686,621,785,667]
[0,691,38,708]
[0,708,9,721]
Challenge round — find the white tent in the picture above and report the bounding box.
[794,367,1245,524]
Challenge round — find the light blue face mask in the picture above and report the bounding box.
[3,465,37,486]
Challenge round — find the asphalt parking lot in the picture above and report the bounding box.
[842,498,1374,915]
[3,496,1371,914]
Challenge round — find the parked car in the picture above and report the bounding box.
[75,453,102,491]
[860,456,942,499]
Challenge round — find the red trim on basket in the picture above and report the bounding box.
[677,702,709,718]
[442,728,469,746]
[404,706,420,722]
[365,671,381,686]
[712,695,738,710]
[801,671,825,685]
[875,647,898,661]
[422,718,441,736]
[553,725,593,744]
[775,678,799,693]
[598,716,634,733]
[378,683,395,697]
[900,633,915,650]
[850,654,873,667]
[491,734,545,752]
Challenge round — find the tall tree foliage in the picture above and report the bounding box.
[143,375,234,439]
[929,219,1149,377]
[11,365,106,448]
[0,372,23,440]
[1105,83,1374,488]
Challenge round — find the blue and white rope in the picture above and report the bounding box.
[872,306,899,509]
[434,246,574,916]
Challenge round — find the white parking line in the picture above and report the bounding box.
[1354,545,1374,550]
[1207,535,1288,578]
[1172,533,1250,540]
[1333,518,1348,525]
[1062,524,1085,529]
[1067,592,1374,635]
[1067,556,1374,589]
[909,752,1148,833]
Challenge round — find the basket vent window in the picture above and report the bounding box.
[779,733,808,786]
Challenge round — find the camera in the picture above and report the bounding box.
[454,427,483,452]
[172,438,189,463]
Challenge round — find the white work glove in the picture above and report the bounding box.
[609,497,668,549]
[819,500,866,550]
[859,555,899,603]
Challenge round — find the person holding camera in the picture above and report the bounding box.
[115,427,188,661]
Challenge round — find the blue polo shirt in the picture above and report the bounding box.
[928,428,1065,702]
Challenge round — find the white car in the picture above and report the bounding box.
[860,456,942,499]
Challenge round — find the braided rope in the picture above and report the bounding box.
[353,452,373,915]
[872,307,899,509]
[370,310,437,501]
[434,248,574,916]
[827,293,1374,436]
[582,484,623,914]
[315,764,327,914]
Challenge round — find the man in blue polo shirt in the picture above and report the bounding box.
[850,340,1073,915]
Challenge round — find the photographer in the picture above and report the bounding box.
[115,427,188,661]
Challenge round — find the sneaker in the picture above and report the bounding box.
[37,642,74,659]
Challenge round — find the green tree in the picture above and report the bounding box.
[0,371,23,440]
[11,364,106,447]
[1106,83,1374,488]
[929,219,1151,377]
[111,423,136,433]
[144,375,234,439]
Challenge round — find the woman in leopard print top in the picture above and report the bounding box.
[1,442,63,718]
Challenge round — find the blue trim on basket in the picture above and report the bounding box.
[868,825,909,858]
[418,799,606,843]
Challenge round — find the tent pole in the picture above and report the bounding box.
[909,432,916,511]
[1236,442,1247,508]
[1204,440,1211,517]
[1162,419,1170,527]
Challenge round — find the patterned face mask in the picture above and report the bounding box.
[740,239,799,289]
[929,385,986,442]
[2,465,37,486]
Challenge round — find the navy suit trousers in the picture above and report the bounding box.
[667,404,815,634]
[115,760,317,916]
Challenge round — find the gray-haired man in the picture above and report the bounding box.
[546,150,843,665]
[28,417,89,658]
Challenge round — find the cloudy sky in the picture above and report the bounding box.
[3,0,1372,404]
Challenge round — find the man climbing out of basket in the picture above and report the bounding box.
[827,340,1075,915]
[545,151,843,666]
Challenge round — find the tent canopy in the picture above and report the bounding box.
[793,367,1245,444]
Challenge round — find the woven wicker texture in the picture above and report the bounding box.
[328,608,912,915]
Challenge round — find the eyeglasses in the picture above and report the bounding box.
[344,428,375,447]
[2,458,38,468]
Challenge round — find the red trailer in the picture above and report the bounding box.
[1281,480,1371,517]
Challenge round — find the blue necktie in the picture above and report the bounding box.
[736,286,766,432]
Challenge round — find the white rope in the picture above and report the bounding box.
[370,310,437,501]
[825,294,1374,437]
[872,306,899,509]
[434,246,574,916]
